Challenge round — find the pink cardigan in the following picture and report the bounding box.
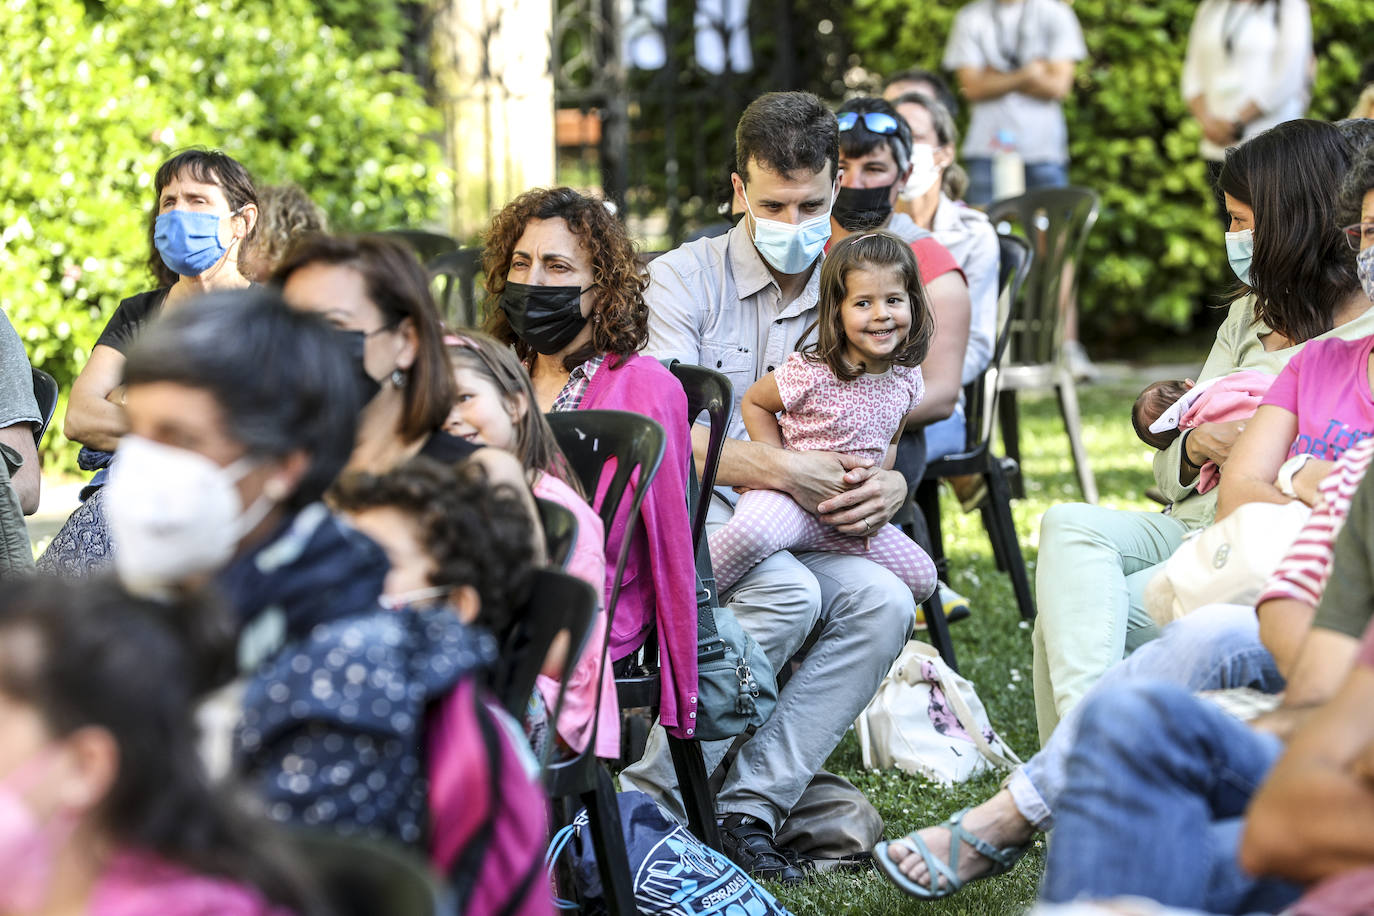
[577,354,699,738]
[532,472,621,758]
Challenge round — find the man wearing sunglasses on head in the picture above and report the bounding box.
[943,0,1087,207]
[829,96,976,622]
[628,90,917,885]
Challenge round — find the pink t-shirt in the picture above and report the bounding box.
[1262,335,1374,461]
[774,352,924,464]
[93,850,292,916]
[532,472,620,758]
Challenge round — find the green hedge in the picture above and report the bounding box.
[1,0,444,473]
[845,0,1374,344]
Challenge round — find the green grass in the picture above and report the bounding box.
[768,378,1163,915]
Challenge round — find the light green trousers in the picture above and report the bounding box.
[1032,503,1191,743]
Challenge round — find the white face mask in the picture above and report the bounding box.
[378,585,452,612]
[899,144,942,200]
[106,435,278,596]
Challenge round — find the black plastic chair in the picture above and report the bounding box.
[535,497,578,570]
[489,567,598,721]
[988,187,1101,504]
[612,361,730,850]
[545,409,668,916]
[383,229,460,263]
[911,233,1037,625]
[429,247,484,329]
[30,368,57,449]
[290,828,454,916]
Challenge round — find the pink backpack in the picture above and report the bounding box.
[428,678,554,916]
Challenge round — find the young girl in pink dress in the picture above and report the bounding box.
[709,230,939,605]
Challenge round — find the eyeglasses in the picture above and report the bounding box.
[1342,222,1374,251]
[837,111,903,136]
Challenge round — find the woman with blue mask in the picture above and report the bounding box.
[39,150,259,578]
[65,149,259,457]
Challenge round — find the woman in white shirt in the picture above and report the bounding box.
[1183,0,1312,220]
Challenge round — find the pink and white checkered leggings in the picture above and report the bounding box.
[708,488,938,601]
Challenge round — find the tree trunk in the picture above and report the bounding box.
[432,0,556,239]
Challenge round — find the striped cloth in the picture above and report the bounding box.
[1257,436,1374,608]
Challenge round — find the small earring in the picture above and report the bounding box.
[390,368,408,389]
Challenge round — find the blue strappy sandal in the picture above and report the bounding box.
[872,806,1031,899]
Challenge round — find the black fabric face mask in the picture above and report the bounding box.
[832,184,896,232]
[339,330,381,404]
[499,281,591,355]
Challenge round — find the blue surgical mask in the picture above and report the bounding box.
[744,194,833,275]
[154,208,238,278]
[1225,228,1253,286]
[1359,246,1374,303]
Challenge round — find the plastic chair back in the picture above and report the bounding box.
[490,567,598,720]
[383,229,460,263]
[535,497,578,569]
[30,368,58,448]
[961,234,1033,453]
[290,828,454,916]
[987,187,1099,369]
[428,247,484,328]
[665,361,732,550]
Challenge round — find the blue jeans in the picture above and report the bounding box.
[1008,604,1284,830]
[966,158,1070,207]
[1042,682,1301,912]
[923,404,967,463]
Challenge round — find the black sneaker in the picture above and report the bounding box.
[718,813,808,885]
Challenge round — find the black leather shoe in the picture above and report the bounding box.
[718,813,808,885]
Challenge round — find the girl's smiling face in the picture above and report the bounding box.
[443,366,525,450]
[839,264,913,371]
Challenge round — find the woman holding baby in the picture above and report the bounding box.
[1033,119,1374,741]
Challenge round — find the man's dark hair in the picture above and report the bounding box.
[735,91,838,184]
[836,97,912,171]
[124,287,361,510]
[146,149,259,287]
[883,67,960,120]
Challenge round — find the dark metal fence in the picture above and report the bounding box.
[552,0,849,243]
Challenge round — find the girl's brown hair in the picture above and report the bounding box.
[802,230,935,380]
[482,187,649,370]
[445,330,585,498]
[271,233,455,443]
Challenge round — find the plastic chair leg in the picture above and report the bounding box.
[914,478,947,576]
[985,462,1036,620]
[583,765,637,916]
[998,390,1026,499]
[667,735,722,850]
[922,590,958,671]
[1054,369,1098,504]
[978,493,1009,573]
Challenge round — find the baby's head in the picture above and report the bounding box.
[1132,379,1192,450]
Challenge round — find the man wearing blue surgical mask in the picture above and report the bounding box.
[629,91,917,884]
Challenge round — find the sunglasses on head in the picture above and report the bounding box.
[837,111,902,136]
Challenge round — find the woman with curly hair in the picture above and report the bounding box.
[484,187,700,741]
